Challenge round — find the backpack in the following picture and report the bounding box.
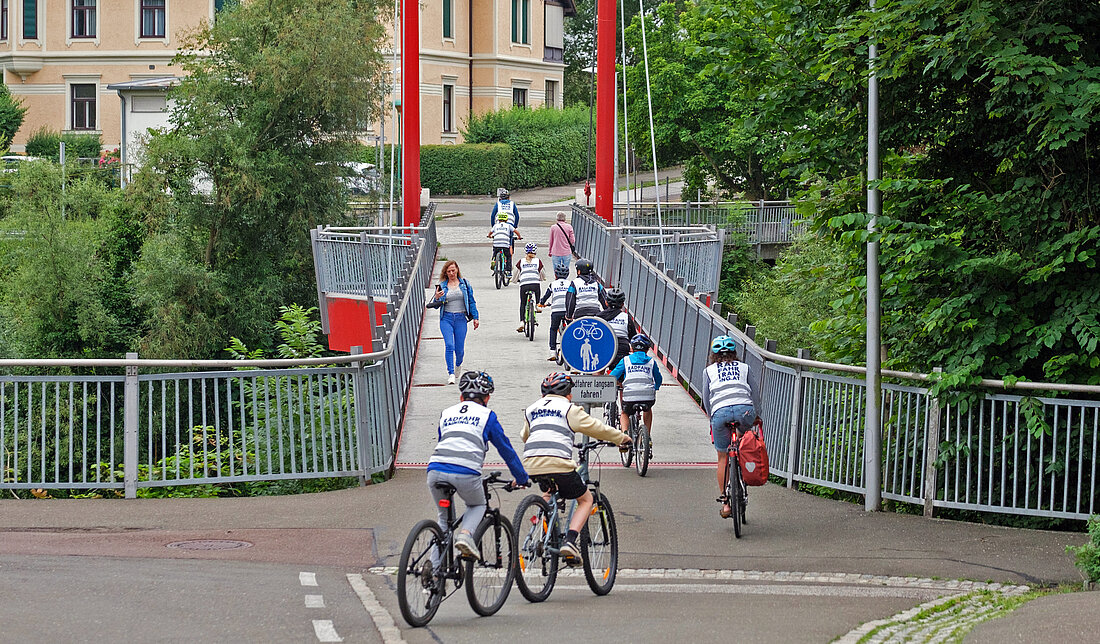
[739,419,769,486]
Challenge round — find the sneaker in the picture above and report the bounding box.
[559,541,581,565]
[454,531,478,558]
[447,374,456,385]
[547,350,557,360]
[516,325,525,333]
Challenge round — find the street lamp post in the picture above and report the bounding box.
[864,0,882,512]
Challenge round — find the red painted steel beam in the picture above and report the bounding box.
[402,0,421,226]
[594,0,615,223]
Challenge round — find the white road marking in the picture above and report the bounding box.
[312,619,343,642]
[550,583,952,600]
[348,573,407,644]
[304,594,325,608]
[299,571,318,587]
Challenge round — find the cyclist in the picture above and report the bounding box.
[520,372,631,565]
[539,265,572,360]
[597,288,635,370]
[565,258,607,323]
[610,334,661,444]
[489,188,520,228]
[700,336,757,519]
[487,212,522,278]
[428,371,530,557]
[515,242,546,333]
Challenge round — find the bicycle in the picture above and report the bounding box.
[397,472,520,627]
[618,400,652,477]
[513,440,619,601]
[524,292,538,341]
[492,248,510,290]
[720,420,751,539]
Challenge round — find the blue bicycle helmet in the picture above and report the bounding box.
[525,242,537,254]
[459,371,495,396]
[541,372,574,396]
[710,335,738,354]
[630,334,653,352]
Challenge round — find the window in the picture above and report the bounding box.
[544,80,557,108]
[22,0,36,39]
[512,88,527,109]
[442,84,453,133]
[1,0,7,40]
[131,95,167,112]
[511,0,528,44]
[71,84,96,130]
[442,0,452,38]
[72,0,96,38]
[141,0,165,38]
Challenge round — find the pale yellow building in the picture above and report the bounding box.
[0,0,571,153]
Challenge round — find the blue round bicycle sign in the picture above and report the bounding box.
[560,316,617,373]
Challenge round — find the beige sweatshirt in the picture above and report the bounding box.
[520,394,629,475]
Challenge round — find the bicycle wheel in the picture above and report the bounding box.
[634,415,650,477]
[581,493,618,595]
[397,519,445,627]
[727,456,743,539]
[525,297,535,341]
[611,403,632,468]
[495,267,504,290]
[513,495,558,602]
[465,514,517,616]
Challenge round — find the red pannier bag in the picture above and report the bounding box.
[739,419,769,486]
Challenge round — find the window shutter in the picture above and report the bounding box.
[22,0,36,39]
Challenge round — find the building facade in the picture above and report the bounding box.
[0,0,570,153]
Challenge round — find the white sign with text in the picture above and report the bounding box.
[570,375,618,404]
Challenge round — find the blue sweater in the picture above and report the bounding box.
[428,278,480,321]
[427,410,530,484]
[610,351,664,389]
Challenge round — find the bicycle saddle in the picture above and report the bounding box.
[433,482,457,495]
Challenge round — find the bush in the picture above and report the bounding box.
[1067,516,1100,586]
[464,106,590,189]
[25,127,102,160]
[420,143,512,196]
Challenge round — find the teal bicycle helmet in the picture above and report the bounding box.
[710,335,738,354]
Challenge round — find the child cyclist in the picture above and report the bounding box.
[427,371,530,556]
[565,258,607,322]
[610,334,661,444]
[597,288,635,370]
[487,212,522,278]
[700,336,757,519]
[521,373,631,565]
[539,265,572,360]
[515,242,545,333]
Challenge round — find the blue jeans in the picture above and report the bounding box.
[551,255,571,274]
[440,311,469,374]
[710,404,756,450]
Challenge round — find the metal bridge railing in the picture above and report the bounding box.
[580,206,1100,521]
[1,209,438,498]
[615,201,802,245]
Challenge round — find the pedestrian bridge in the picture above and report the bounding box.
[2,200,1099,525]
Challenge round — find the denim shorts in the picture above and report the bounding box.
[710,404,756,450]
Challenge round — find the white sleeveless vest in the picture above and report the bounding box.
[429,401,492,471]
[704,361,753,411]
[621,355,657,402]
[523,396,574,460]
[516,257,541,285]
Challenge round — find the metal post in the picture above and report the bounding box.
[60,142,66,221]
[351,346,375,484]
[595,0,616,223]
[360,232,379,348]
[786,348,809,489]
[311,228,331,334]
[922,367,943,517]
[401,0,421,225]
[608,228,622,286]
[123,352,139,499]
[864,0,883,512]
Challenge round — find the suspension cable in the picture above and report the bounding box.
[586,5,597,182]
[618,0,631,207]
[388,0,399,227]
[637,0,664,261]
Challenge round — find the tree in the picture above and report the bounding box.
[0,83,27,152]
[134,0,387,358]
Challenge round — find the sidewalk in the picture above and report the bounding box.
[433,166,684,205]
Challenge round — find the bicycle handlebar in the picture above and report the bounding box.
[484,471,529,491]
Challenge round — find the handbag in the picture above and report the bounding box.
[557,222,580,259]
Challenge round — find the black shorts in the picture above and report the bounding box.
[531,471,588,500]
[621,400,655,415]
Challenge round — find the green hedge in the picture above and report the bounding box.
[25,127,102,160]
[419,143,512,196]
[464,106,589,190]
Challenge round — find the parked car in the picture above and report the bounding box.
[326,161,380,196]
[1,155,45,172]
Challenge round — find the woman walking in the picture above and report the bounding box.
[427,260,480,384]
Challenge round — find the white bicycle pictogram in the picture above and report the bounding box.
[570,320,605,341]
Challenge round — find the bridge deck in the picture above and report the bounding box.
[397,200,716,468]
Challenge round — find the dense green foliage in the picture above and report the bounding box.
[464,106,590,189]
[0,84,27,152]
[651,0,1100,386]
[132,0,387,358]
[419,143,512,195]
[25,128,103,160]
